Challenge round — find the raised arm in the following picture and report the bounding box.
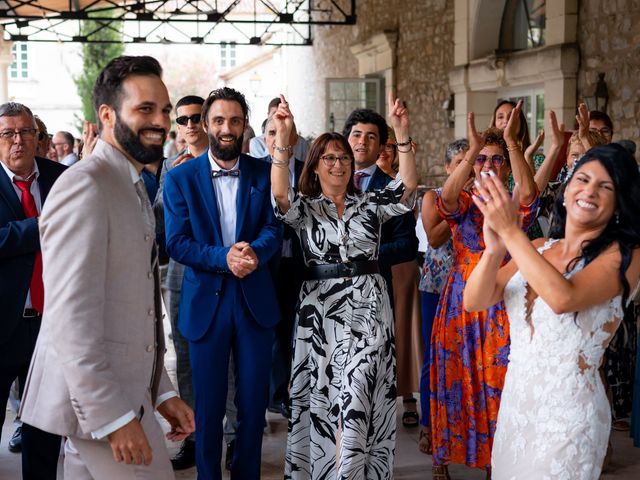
[503,100,537,205]
[421,190,451,248]
[387,91,417,200]
[440,113,484,213]
[534,110,565,192]
[472,173,640,314]
[270,95,295,214]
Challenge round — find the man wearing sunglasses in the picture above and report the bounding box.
[154,94,208,470]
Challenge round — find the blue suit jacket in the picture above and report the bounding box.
[365,166,418,298]
[0,157,66,345]
[163,152,282,341]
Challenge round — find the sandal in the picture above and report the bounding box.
[402,397,420,428]
[432,464,450,480]
[418,427,432,455]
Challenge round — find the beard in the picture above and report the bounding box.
[114,112,166,165]
[208,132,243,161]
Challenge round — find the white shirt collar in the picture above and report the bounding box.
[126,159,142,185]
[0,157,40,183]
[355,163,377,176]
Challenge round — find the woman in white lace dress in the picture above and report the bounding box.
[464,144,640,479]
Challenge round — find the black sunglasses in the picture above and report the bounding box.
[175,114,202,126]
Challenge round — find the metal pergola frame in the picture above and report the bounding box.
[0,1,357,45]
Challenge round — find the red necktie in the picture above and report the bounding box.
[353,171,370,190]
[13,177,44,313]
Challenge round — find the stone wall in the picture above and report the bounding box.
[578,0,640,147]
[310,0,456,186]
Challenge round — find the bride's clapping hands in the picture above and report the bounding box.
[472,173,520,237]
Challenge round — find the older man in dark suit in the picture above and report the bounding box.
[0,102,66,479]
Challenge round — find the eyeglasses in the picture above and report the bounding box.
[590,127,612,136]
[475,154,506,167]
[0,128,38,141]
[320,154,352,166]
[175,114,202,126]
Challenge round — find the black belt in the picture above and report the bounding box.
[23,308,42,318]
[303,261,379,280]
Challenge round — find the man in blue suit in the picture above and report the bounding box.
[0,102,65,479]
[163,87,282,480]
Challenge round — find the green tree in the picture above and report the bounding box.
[74,14,124,128]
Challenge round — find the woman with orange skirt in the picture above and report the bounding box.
[429,102,538,478]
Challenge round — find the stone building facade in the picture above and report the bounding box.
[307,0,640,186]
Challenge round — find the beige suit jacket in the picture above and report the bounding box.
[19,139,174,440]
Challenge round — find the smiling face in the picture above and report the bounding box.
[314,140,352,194]
[564,160,616,230]
[205,99,245,162]
[473,144,510,182]
[109,74,171,165]
[347,122,382,169]
[494,103,514,130]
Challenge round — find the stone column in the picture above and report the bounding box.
[0,28,13,103]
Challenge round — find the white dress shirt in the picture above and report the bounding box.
[1,160,42,310]
[354,163,378,191]
[209,152,240,247]
[60,153,78,167]
[91,160,177,440]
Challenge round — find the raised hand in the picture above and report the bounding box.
[387,90,410,139]
[576,102,592,150]
[548,110,565,149]
[273,94,294,140]
[467,112,486,153]
[503,99,523,146]
[525,129,544,160]
[81,120,98,158]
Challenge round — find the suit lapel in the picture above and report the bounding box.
[35,157,54,203]
[196,154,224,241]
[0,163,25,219]
[235,155,251,240]
[364,166,384,192]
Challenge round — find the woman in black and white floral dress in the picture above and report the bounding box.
[270,94,417,479]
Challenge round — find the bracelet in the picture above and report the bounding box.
[506,144,521,152]
[397,145,412,153]
[272,157,290,166]
[271,162,289,169]
[274,145,292,153]
[395,137,412,147]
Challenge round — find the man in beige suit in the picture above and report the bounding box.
[19,55,194,479]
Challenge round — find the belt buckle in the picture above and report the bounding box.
[343,263,355,277]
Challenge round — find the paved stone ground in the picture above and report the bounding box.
[1,309,638,479]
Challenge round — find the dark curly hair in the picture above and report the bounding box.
[342,109,388,145]
[550,143,640,307]
[482,127,510,166]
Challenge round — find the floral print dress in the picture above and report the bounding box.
[430,189,538,469]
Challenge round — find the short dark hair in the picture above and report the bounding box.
[342,109,388,145]
[0,102,35,122]
[34,115,48,140]
[57,131,74,146]
[589,110,614,133]
[298,132,356,197]
[92,56,163,124]
[176,95,205,111]
[491,99,532,151]
[483,127,510,165]
[202,87,249,126]
[267,97,281,113]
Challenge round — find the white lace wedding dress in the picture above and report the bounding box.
[493,239,625,480]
